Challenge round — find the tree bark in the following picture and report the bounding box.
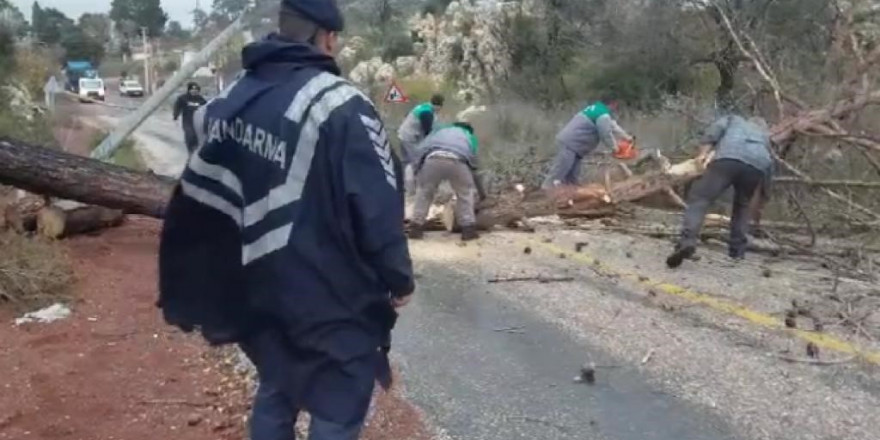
[37,205,126,239]
[0,137,175,218]
[447,157,708,231]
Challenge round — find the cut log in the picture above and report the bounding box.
[37,205,125,239]
[0,137,175,218]
[442,199,457,232]
[453,156,708,230]
[2,193,46,233]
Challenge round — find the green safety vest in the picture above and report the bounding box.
[581,101,611,124]
[412,102,434,117]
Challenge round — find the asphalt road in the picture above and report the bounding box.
[394,254,738,440]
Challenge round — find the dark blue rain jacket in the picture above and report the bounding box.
[157,35,413,422]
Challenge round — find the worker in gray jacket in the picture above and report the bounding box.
[666,114,774,268]
[398,94,445,193]
[408,122,486,241]
[542,95,633,188]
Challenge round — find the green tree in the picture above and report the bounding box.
[211,0,250,25]
[78,13,111,42]
[60,26,105,64]
[192,7,210,34]
[33,6,73,45]
[0,0,28,37]
[110,0,168,38]
[165,20,191,41]
[0,24,14,77]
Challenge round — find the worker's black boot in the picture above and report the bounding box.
[666,245,695,269]
[408,223,425,240]
[460,226,479,241]
[728,248,745,261]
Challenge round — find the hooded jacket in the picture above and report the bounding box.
[157,35,413,401]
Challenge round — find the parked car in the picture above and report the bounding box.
[78,78,105,102]
[119,80,144,97]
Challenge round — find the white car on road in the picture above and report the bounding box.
[78,78,105,102]
[119,79,144,97]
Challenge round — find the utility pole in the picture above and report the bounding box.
[154,38,162,91]
[92,1,276,161]
[141,27,150,95]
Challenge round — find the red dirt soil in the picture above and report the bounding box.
[0,218,432,440]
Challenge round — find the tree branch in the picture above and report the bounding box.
[773,177,880,188]
[772,154,880,221]
[713,3,785,118]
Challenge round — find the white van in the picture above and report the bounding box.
[78,78,105,102]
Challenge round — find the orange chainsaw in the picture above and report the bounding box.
[613,137,638,160]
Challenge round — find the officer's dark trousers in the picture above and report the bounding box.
[679,159,764,257]
[183,124,199,154]
[239,330,373,440]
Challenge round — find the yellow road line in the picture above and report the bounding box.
[533,241,880,365]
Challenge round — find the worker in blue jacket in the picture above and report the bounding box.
[156,1,415,439]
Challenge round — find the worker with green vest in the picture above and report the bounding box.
[542,94,633,189]
[408,122,486,241]
[398,94,445,192]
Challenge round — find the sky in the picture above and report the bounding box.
[10,0,201,27]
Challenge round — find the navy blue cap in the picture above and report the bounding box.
[282,0,345,32]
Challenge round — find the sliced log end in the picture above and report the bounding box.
[37,205,126,239]
[37,206,67,239]
[442,199,457,232]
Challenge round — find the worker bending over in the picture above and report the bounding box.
[408,122,486,241]
[666,114,774,268]
[398,94,445,192]
[543,95,633,188]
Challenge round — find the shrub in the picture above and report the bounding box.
[0,94,58,148]
[13,48,56,99]
[380,32,414,62]
[0,231,73,312]
[421,0,453,16]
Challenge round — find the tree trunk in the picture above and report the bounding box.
[0,137,175,218]
[37,205,126,239]
[714,43,739,110]
[454,157,708,230]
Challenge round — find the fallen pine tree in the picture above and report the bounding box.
[1,130,877,238]
[0,137,174,219]
[1,134,709,233]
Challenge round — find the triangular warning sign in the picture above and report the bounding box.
[384,80,409,103]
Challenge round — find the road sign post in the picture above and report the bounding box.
[43,76,59,112]
[384,80,409,104]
